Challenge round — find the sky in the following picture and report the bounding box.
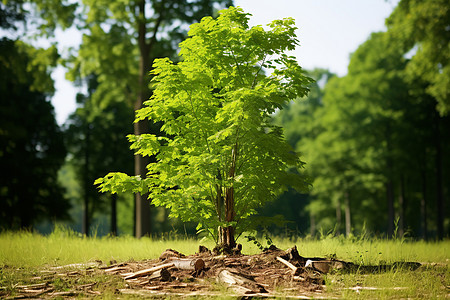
[51,0,400,125]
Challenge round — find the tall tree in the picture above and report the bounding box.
[66,0,233,237]
[270,69,334,236]
[0,37,70,229]
[65,75,135,236]
[386,0,449,240]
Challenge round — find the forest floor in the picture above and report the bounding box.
[2,244,447,299]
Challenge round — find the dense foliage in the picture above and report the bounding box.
[0,38,70,229]
[275,26,449,239]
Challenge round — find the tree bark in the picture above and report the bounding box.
[82,123,91,236]
[386,180,395,237]
[219,145,238,249]
[398,175,406,237]
[344,191,351,237]
[385,123,395,238]
[111,193,117,236]
[310,211,316,237]
[134,0,152,238]
[420,166,428,240]
[434,111,444,240]
[335,197,342,236]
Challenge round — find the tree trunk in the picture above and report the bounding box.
[134,0,152,238]
[398,175,406,237]
[420,166,428,240]
[335,197,342,236]
[82,123,91,236]
[434,111,444,240]
[111,193,117,236]
[386,180,395,237]
[344,191,351,237]
[385,123,395,238]
[310,212,316,237]
[218,146,238,249]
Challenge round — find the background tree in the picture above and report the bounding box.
[269,69,334,236]
[64,75,135,236]
[386,0,450,116]
[386,0,449,239]
[66,0,233,237]
[275,30,449,239]
[96,7,313,250]
[0,36,70,230]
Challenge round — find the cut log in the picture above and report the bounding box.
[217,269,267,294]
[123,263,175,280]
[167,258,205,272]
[276,256,299,275]
[148,268,171,281]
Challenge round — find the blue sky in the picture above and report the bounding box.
[52,0,400,124]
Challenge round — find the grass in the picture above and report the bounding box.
[0,227,449,298]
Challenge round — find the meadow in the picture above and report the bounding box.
[1,228,449,298]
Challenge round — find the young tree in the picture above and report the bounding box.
[67,0,232,237]
[96,7,312,249]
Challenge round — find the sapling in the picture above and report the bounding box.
[95,6,312,251]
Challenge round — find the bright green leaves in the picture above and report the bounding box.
[96,6,312,241]
[94,173,147,194]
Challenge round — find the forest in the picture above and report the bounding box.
[1,0,449,241]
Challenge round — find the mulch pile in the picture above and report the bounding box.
[102,245,330,298]
[3,245,421,298]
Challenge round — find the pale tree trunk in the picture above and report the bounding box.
[310,211,316,237]
[335,197,341,236]
[344,191,351,237]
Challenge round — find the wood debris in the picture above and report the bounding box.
[4,244,421,299]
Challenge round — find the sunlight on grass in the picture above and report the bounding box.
[1,228,448,299]
[0,227,448,268]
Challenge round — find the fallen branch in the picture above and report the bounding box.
[148,268,171,281]
[276,256,299,275]
[217,269,267,294]
[123,263,175,280]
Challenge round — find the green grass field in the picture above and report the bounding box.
[1,228,449,298]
